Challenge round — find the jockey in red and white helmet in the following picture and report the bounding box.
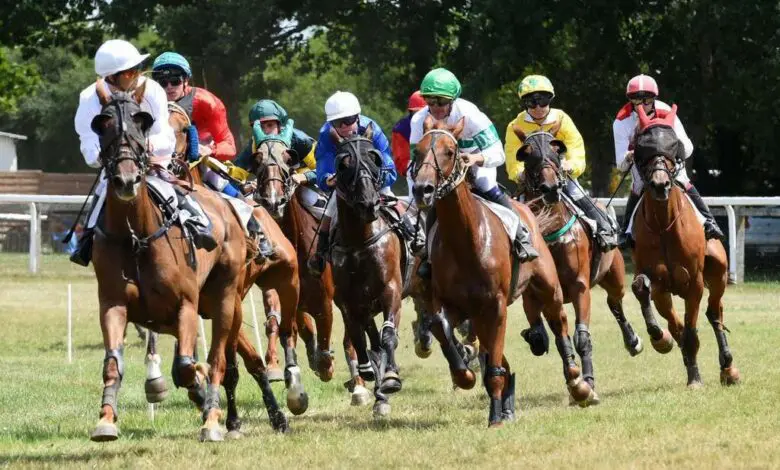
[613,74,723,247]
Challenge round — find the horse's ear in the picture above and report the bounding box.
[423,114,434,133]
[91,113,112,135]
[636,104,651,132]
[364,122,374,140]
[133,78,147,105]
[516,144,532,161]
[95,78,110,106]
[451,117,466,139]
[329,126,343,145]
[548,116,563,136]
[512,123,526,142]
[133,111,155,133]
[550,139,567,155]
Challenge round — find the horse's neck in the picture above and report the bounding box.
[645,186,685,231]
[337,197,382,246]
[435,184,484,252]
[282,190,305,247]
[104,181,159,237]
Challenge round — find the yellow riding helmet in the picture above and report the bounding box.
[518,75,555,98]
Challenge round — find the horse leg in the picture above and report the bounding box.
[377,285,403,397]
[310,291,336,382]
[412,297,434,359]
[599,254,643,356]
[631,274,675,353]
[520,294,550,356]
[429,307,476,390]
[500,355,516,422]
[278,282,308,416]
[343,333,371,406]
[296,309,319,375]
[678,282,704,388]
[144,331,168,403]
[223,341,242,439]
[236,329,289,432]
[262,288,284,382]
[703,253,740,386]
[469,298,508,428]
[571,285,600,405]
[90,305,127,442]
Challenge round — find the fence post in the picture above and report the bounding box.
[28,202,39,274]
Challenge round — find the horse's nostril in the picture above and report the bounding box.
[423,184,435,195]
[134,174,141,184]
[111,175,124,188]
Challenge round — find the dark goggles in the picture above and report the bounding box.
[331,115,359,127]
[154,75,184,88]
[523,93,553,109]
[424,96,453,107]
[628,93,656,105]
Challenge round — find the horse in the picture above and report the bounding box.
[411,116,594,427]
[165,103,310,418]
[87,80,287,443]
[629,105,739,388]
[516,130,644,403]
[326,124,426,417]
[251,137,374,405]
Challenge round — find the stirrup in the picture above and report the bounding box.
[704,222,724,240]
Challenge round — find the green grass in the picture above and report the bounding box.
[1,253,779,469]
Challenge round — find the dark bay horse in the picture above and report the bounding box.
[517,130,644,403]
[630,105,739,388]
[88,81,287,442]
[166,105,310,420]
[326,124,423,417]
[411,116,593,427]
[252,137,374,405]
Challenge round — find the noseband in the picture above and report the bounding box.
[254,139,295,210]
[99,97,150,177]
[335,136,382,207]
[411,129,467,200]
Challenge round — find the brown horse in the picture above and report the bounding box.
[517,131,644,403]
[87,80,291,442]
[630,105,739,388]
[251,137,374,405]
[411,116,593,427]
[166,105,310,419]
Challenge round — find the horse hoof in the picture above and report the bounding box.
[451,368,476,390]
[373,402,391,419]
[199,426,224,442]
[286,383,309,416]
[380,372,402,395]
[651,329,675,354]
[488,421,504,429]
[720,367,741,386]
[225,430,243,440]
[414,341,433,359]
[90,420,119,442]
[317,362,335,383]
[580,389,600,407]
[687,381,704,391]
[626,336,644,357]
[351,385,372,406]
[144,376,169,403]
[343,378,357,393]
[567,376,594,404]
[266,367,284,383]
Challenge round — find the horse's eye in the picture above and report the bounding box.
[445,148,455,158]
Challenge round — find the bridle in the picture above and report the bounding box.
[253,139,296,211]
[334,135,383,209]
[522,132,565,200]
[98,95,150,179]
[410,129,468,200]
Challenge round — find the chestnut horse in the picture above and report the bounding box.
[327,125,424,418]
[166,105,310,420]
[411,116,593,427]
[517,131,644,403]
[630,105,739,388]
[251,137,374,405]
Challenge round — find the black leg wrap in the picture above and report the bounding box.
[250,371,289,432]
[434,311,469,372]
[501,373,517,422]
[281,332,298,367]
[224,363,241,432]
[555,335,578,376]
[481,357,507,426]
[705,308,733,369]
[201,384,220,422]
[521,320,549,356]
[681,326,702,384]
[574,324,594,386]
[224,363,239,392]
[172,354,197,389]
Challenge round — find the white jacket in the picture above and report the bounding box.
[612,99,693,168]
[409,98,505,169]
[74,76,175,169]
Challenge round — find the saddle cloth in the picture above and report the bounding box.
[627,191,705,235]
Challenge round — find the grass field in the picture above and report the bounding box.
[1,253,779,469]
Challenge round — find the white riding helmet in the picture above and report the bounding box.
[325,91,361,122]
[94,39,150,78]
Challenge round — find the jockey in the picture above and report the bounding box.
[410,67,539,276]
[613,74,724,246]
[72,40,215,266]
[505,74,618,252]
[391,90,426,185]
[307,91,401,275]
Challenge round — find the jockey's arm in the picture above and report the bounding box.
[613,118,632,169]
[468,109,504,169]
[391,130,411,177]
[198,91,236,161]
[672,115,694,159]
[74,90,102,169]
[145,79,176,164]
[558,112,586,179]
[314,126,337,191]
[503,118,524,182]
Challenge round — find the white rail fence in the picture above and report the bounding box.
[1,194,779,284]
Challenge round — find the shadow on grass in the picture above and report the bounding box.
[1,448,150,466]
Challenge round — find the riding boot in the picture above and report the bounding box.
[619,192,641,249]
[308,219,331,276]
[685,185,725,240]
[482,186,539,262]
[69,227,95,267]
[247,215,276,259]
[572,196,618,252]
[401,214,426,254]
[177,195,218,252]
[416,207,436,280]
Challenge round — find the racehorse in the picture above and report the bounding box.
[629,105,739,388]
[251,137,374,405]
[165,103,310,419]
[411,116,593,427]
[326,124,424,417]
[517,130,644,402]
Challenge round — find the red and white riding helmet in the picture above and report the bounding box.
[626,74,659,97]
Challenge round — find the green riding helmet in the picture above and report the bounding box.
[248,99,289,126]
[420,68,462,100]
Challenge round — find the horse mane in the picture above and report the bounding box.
[525,195,559,235]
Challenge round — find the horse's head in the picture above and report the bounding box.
[515,129,566,204]
[411,115,466,208]
[634,104,684,201]
[90,79,153,201]
[252,135,294,219]
[330,123,383,222]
